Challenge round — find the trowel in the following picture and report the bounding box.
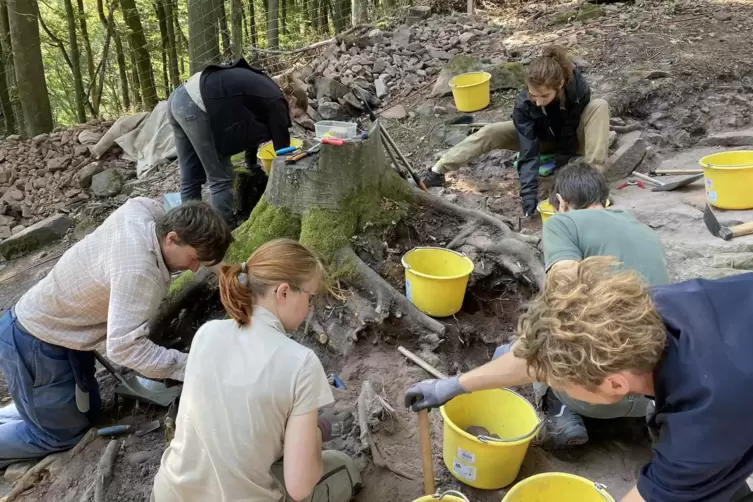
[632,171,704,192]
[94,350,181,407]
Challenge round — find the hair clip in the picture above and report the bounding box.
[238,262,249,287]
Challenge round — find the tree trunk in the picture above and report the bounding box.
[308,0,319,32]
[7,0,53,136]
[98,0,130,111]
[130,49,141,108]
[155,0,170,92]
[267,0,279,48]
[174,8,188,76]
[318,0,328,34]
[331,0,347,33]
[188,0,221,74]
[164,0,180,87]
[120,0,158,108]
[231,0,243,57]
[0,39,13,134]
[63,0,87,122]
[351,0,367,25]
[280,0,286,36]
[218,0,231,59]
[248,0,257,46]
[0,0,21,134]
[77,0,96,87]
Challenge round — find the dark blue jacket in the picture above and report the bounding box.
[200,59,291,164]
[639,273,753,501]
[512,68,590,213]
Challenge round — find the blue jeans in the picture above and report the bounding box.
[167,85,235,223]
[0,310,99,468]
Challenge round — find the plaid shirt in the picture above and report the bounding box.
[14,197,187,381]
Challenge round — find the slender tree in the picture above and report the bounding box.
[219,0,231,58]
[155,0,170,91]
[0,37,13,134]
[63,0,87,122]
[120,0,158,108]
[188,0,221,73]
[0,0,20,134]
[77,0,96,85]
[8,0,53,135]
[231,0,243,59]
[129,49,141,107]
[248,0,257,46]
[98,0,130,111]
[267,0,279,48]
[164,0,180,86]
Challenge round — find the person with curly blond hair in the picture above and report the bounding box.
[405,258,753,502]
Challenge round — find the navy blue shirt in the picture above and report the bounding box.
[639,273,753,501]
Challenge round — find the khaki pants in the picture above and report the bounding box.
[271,450,361,502]
[435,98,611,174]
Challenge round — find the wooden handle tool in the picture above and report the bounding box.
[418,409,435,495]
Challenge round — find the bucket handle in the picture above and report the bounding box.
[402,246,469,271]
[594,482,612,501]
[431,490,470,502]
[477,419,545,444]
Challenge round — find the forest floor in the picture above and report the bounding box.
[3,0,753,500]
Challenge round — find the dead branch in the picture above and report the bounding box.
[69,428,99,457]
[250,22,381,56]
[337,247,445,342]
[94,440,120,502]
[0,454,60,502]
[357,381,416,480]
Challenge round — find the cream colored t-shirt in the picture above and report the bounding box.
[152,307,334,502]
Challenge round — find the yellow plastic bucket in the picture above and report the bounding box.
[502,472,616,501]
[699,150,753,209]
[257,138,303,174]
[401,247,474,317]
[449,72,492,112]
[412,490,470,502]
[440,389,542,490]
[538,199,612,223]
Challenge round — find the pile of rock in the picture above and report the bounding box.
[302,9,508,121]
[0,121,136,240]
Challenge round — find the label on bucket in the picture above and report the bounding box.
[457,447,475,464]
[706,178,713,187]
[405,280,412,301]
[452,458,477,482]
[707,190,717,203]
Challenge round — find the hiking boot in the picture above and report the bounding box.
[420,169,445,188]
[542,389,589,449]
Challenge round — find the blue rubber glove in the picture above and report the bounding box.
[404,376,468,412]
[492,342,513,361]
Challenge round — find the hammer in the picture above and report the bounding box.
[703,203,753,241]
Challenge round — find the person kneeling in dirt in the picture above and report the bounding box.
[406,258,753,502]
[420,45,610,217]
[152,239,361,502]
[167,58,298,225]
[0,198,233,469]
[484,158,671,448]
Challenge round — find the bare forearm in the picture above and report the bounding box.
[458,347,535,391]
[621,487,645,502]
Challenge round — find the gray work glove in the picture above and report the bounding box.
[404,376,468,412]
[318,410,354,442]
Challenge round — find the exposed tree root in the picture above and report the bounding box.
[356,380,416,481]
[337,247,445,345]
[94,440,120,502]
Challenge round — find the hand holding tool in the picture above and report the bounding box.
[703,203,753,241]
[632,171,704,192]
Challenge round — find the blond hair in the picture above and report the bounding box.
[219,239,327,326]
[526,45,575,90]
[513,257,666,388]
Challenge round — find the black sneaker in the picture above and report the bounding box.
[420,169,445,188]
[542,389,589,449]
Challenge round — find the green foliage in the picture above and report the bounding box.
[225,195,302,262]
[167,269,194,296]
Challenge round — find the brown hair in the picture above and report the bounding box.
[548,158,609,211]
[526,45,575,90]
[513,257,666,388]
[218,239,327,326]
[156,201,234,266]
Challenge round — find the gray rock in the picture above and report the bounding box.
[47,156,70,172]
[428,48,451,60]
[393,26,413,47]
[373,60,386,74]
[0,226,10,239]
[0,215,15,226]
[77,161,104,189]
[407,42,423,53]
[713,11,732,22]
[381,105,407,120]
[700,128,753,147]
[91,169,123,197]
[605,131,648,182]
[318,101,349,120]
[487,62,526,92]
[572,56,591,72]
[0,214,75,259]
[307,105,323,122]
[417,102,435,118]
[458,32,477,45]
[375,76,389,99]
[31,134,49,146]
[315,77,350,101]
[433,106,448,115]
[11,225,24,235]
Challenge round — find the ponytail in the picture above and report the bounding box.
[526,45,575,90]
[218,239,327,327]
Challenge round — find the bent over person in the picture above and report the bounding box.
[406,258,753,502]
[167,58,295,224]
[421,45,610,216]
[0,198,233,468]
[153,239,361,502]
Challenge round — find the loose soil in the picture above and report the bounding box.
[3,0,753,500]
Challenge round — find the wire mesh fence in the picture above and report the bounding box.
[0,0,413,135]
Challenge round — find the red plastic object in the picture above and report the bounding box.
[321,138,345,146]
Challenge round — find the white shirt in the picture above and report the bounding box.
[153,307,334,501]
[184,72,206,112]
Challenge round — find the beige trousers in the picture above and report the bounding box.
[435,98,611,173]
[271,450,362,502]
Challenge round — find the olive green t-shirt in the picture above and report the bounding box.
[543,208,669,286]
